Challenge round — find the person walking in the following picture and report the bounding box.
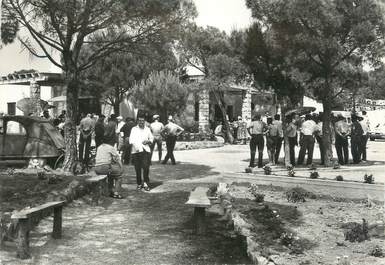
[78,113,95,164]
[130,115,154,191]
[94,139,123,199]
[150,114,164,163]
[359,111,370,162]
[120,117,136,165]
[285,114,298,166]
[334,114,350,165]
[273,114,283,164]
[297,114,318,166]
[351,114,364,164]
[247,114,267,168]
[94,114,105,148]
[161,116,184,165]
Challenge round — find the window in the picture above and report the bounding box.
[7,102,16,115]
[6,121,26,135]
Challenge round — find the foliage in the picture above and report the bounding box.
[0,5,18,45]
[369,245,385,257]
[363,174,374,184]
[335,175,344,181]
[333,162,341,169]
[248,184,265,202]
[343,219,369,242]
[309,171,319,179]
[132,71,189,120]
[285,187,316,203]
[245,167,253,173]
[287,165,296,177]
[367,66,385,99]
[263,165,272,175]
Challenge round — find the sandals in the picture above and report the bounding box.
[110,193,123,199]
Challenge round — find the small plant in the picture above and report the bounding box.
[333,162,341,169]
[369,245,385,257]
[263,165,272,175]
[363,174,374,184]
[309,171,319,179]
[285,187,316,203]
[309,163,317,170]
[248,184,265,202]
[280,232,297,246]
[343,219,369,242]
[287,165,296,177]
[335,175,344,181]
[245,167,252,173]
[37,170,46,180]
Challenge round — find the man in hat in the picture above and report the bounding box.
[130,115,154,191]
[161,116,184,165]
[351,113,364,164]
[334,114,350,165]
[150,114,164,163]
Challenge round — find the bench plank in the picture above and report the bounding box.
[11,201,65,219]
[185,187,211,208]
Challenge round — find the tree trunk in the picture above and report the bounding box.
[113,102,120,116]
[211,88,234,143]
[62,69,79,172]
[322,98,334,167]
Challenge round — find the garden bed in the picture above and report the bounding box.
[223,183,385,265]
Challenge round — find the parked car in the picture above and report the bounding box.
[0,116,65,168]
[369,123,385,141]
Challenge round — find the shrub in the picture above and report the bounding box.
[343,219,369,242]
[245,167,252,173]
[333,162,341,169]
[263,165,272,175]
[363,174,374,184]
[37,171,46,180]
[285,187,316,203]
[335,175,344,181]
[248,184,265,202]
[309,164,317,170]
[309,171,319,179]
[287,165,295,177]
[369,245,385,257]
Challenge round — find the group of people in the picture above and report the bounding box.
[78,112,184,198]
[247,110,371,169]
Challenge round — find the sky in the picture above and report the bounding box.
[0,0,252,76]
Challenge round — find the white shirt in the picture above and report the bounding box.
[301,120,317,136]
[116,121,125,134]
[272,120,283,137]
[150,121,164,137]
[360,120,369,135]
[129,125,154,153]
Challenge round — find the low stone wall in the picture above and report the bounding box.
[152,140,224,151]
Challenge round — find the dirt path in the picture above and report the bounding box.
[1,183,251,265]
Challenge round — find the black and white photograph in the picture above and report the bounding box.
[0,0,384,264]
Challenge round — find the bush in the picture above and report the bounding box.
[363,174,374,184]
[333,162,341,169]
[343,219,369,242]
[335,175,344,181]
[309,164,317,170]
[287,165,296,177]
[369,245,384,257]
[245,167,252,173]
[285,187,316,203]
[248,184,265,202]
[309,171,319,179]
[263,165,272,175]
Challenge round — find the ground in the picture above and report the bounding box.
[1,140,384,264]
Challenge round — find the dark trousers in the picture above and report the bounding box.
[163,136,177,164]
[79,134,91,163]
[274,137,283,164]
[351,136,362,164]
[249,134,264,168]
[297,135,315,165]
[315,135,325,165]
[360,135,369,161]
[288,137,297,166]
[150,138,163,162]
[132,151,150,185]
[122,137,132,165]
[335,135,349,165]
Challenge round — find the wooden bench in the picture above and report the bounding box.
[11,201,65,259]
[185,187,211,235]
[85,175,109,204]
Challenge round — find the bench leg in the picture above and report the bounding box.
[194,207,206,235]
[16,218,31,259]
[52,206,62,239]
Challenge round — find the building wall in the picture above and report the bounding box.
[0,84,51,115]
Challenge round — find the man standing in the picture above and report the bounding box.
[351,114,364,164]
[116,116,125,152]
[162,116,184,165]
[150,114,164,163]
[315,113,325,165]
[94,139,123,199]
[297,114,318,166]
[78,113,95,164]
[360,111,370,161]
[272,114,283,164]
[104,114,118,147]
[94,114,105,148]
[130,115,154,191]
[285,114,298,166]
[334,114,350,165]
[120,117,136,164]
[247,114,267,168]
